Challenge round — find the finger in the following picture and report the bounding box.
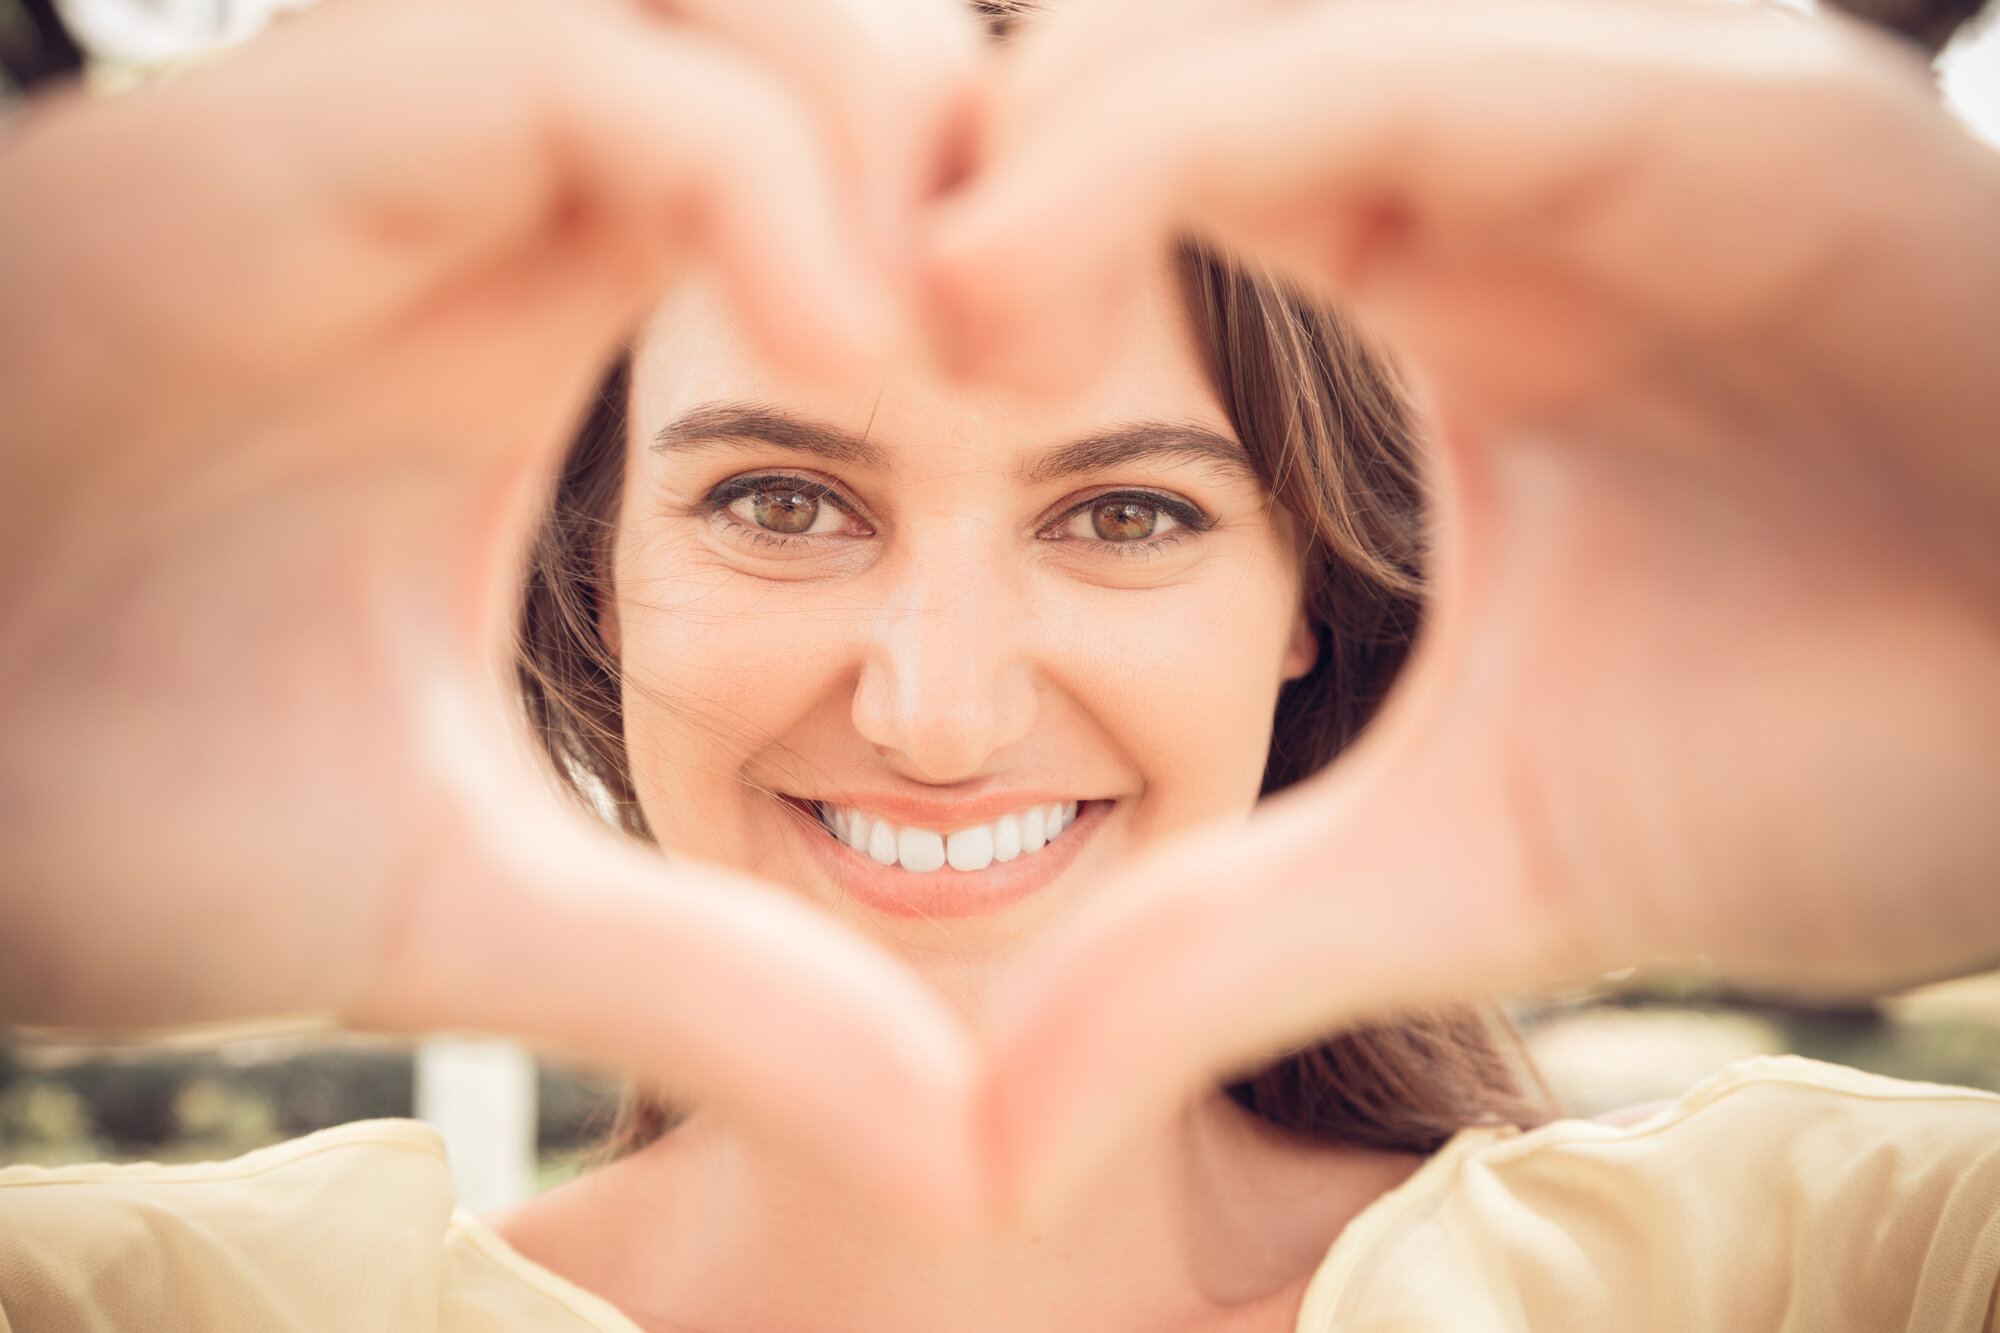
[540,10,909,378]
[656,0,982,271]
[925,0,1929,394]
[937,0,1535,388]
[346,691,982,1229]
[925,0,1657,387]
[978,0,1267,149]
[0,0,896,461]
[981,634,1576,1218]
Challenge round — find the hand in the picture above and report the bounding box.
[0,0,986,1224]
[928,0,2000,1207]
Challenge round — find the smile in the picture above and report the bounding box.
[787,794,1106,919]
[816,800,1080,873]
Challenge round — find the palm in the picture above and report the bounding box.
[6,262,624,1023]
[1256,0,2000,988]
[1412,395,2000,990]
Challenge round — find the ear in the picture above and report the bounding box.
[1281,613,1319,682]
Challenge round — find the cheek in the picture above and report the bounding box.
[611,527,852,842]
[1028,548,1304,832]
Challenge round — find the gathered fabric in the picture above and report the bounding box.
[3,1057,1998,1333]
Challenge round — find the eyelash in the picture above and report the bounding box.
[698,473,1215,555]
[1042,489,1215,556]
[701,473,869,549]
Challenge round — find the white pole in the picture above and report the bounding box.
[1941,19,2000,149]
[413,1036,537,1215]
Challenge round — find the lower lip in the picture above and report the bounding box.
[792,800,1110,919]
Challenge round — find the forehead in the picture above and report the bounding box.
[630,250,1234,460]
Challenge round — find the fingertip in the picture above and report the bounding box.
[707,156,913,385]
[985,1020,1150,1231]
[977,956,1148,1227]
[919,189,1130,392]
[788,268,910,384]
[917,1061,996,1238]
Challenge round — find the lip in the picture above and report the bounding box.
[801,791,1089,829]
[788,797,1110,919]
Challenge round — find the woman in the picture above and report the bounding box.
[501,235,1548,1326]
[12,178,1997,1333]
[6,0,2000,1329]
[479,175,2000,1332]
[5,0,1999,1162]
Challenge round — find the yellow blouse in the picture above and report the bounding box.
[3,1056,1998,1332]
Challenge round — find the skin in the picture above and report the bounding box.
[490,262,1422,1333]
[0,0,990,1224]
[615,263,1314,1002]
[3,0,1999,1257]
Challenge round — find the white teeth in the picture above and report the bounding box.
[898,827,946,873]
[815,799,1089,873]
[866,819,898,866]
[992,814,1021,863]
[946,825,994,872]
[1021,805,1047,852]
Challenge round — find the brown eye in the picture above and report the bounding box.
[750,487,820,534]
[1091,499,1163,541]
[1049,492,1198,547]
[711,474,867,547]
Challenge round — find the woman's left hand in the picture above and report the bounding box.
[927,0,2000,1212]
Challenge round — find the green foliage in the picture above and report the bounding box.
[0,1038,619,1170]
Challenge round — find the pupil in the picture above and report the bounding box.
[752,488,819,535]
[1092,500,1158,541]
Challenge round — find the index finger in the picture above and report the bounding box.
[924,0,1945,393]
[660,0,983,266]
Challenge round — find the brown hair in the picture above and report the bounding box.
[1821,0,1992,54]
[516,241,1551,1157]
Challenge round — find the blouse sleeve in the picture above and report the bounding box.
[1315,1056,2000,1333]
[0,1119,456,1333]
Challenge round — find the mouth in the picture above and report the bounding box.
[820,798,1080,872]
[786,795,1106,919]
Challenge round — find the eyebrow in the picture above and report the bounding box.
[653,402,1261,486]
[1016,423,1260,486]
[653,403,890,469]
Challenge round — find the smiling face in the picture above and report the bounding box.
[608,257,1314,1007]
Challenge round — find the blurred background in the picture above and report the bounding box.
[11,973,2000,1211]
[2,0,1996,1212]
[0,1024,624,1210]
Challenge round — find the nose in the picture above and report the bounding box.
[850,532,1038,784]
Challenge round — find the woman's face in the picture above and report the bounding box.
[612,258,1315,1010]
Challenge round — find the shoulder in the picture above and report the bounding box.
[1305,1057,2000,1333]
[1487,1052,2000,1180]
[0,1119,456,1331]
[1502,1054,2000,1224]
[0,1120,642,1333]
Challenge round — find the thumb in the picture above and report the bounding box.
[981,668,1573,1217]
[346,687,983,1230]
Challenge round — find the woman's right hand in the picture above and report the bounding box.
[0,0,985,1225]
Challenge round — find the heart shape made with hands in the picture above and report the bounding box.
[4,0,1998,1236]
